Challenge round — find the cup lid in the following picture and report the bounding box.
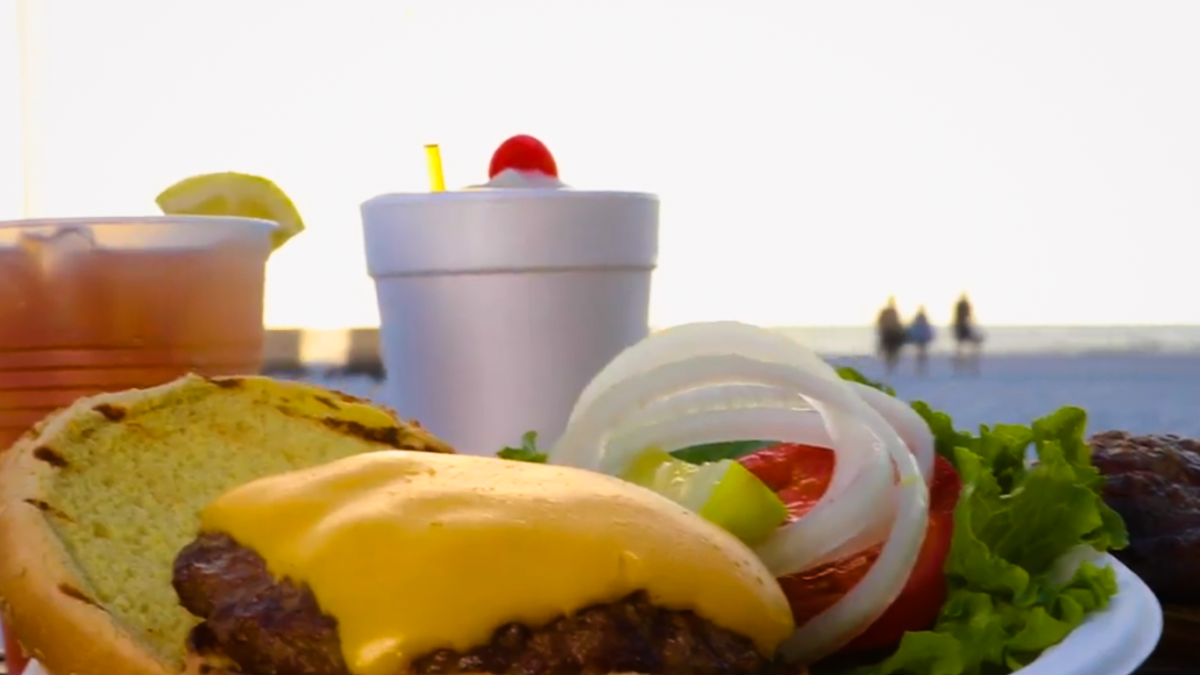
[361,190,659,276]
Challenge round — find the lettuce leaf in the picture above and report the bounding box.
[671,440,774,464]
[835,366,897,397]
[497,430,547,463]
[841,400,1128,675]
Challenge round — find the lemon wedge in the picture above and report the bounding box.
[624,448,789,545]
[156,172,305,251]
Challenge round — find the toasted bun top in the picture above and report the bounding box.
[0,374,452,675]
[202,451,796,675]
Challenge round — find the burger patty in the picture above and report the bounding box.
[1090,430,1200,603]
[173,533,791,675]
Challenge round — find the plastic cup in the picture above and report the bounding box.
[0,215,276,675]
[0,216,277,447]
[361,189,658,456]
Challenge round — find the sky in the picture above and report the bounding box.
[2,1,1199,329]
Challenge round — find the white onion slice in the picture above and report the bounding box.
[557,355,904,583]
[849,382,935,485]
[558,325,904,555]
[602,382,896,570]
[608,397,896,573]
[555,355,898,575]
[568,322,845,426]
[553,353,871,477]
[564,323,881,498]
[552,322,932,661]
[612,402,829,451]
[612,384,824,448]
[609,383,933,568]
[620,381,935,486]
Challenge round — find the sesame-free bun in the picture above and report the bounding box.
[0,374,452,675]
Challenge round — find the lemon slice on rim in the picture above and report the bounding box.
[155,172,305,251]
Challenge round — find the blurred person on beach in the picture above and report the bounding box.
[876,297,907,375]
[907,306,935,375]
[953,293,984,374]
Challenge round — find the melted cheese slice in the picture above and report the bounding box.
[201,451,794,675]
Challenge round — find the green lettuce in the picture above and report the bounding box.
[832,382,1128,675]
[497,430,547,463]
[835,366,897,397]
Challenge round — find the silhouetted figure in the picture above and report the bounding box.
[876,297,906,375]
[907,306,934,375]
[953,293,983,374]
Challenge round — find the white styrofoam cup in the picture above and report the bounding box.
[361,189,658,455]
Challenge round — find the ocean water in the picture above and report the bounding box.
[777,325,1200,357]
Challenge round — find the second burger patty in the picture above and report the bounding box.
[173,533,791,675]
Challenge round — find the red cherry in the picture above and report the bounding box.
[488,135,558,179]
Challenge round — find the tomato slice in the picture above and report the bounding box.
[739,443,962,653]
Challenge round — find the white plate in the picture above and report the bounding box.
[1013,556,1161,675]
[7,557,1163,675]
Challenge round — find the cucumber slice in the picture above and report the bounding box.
[623,449,788,545]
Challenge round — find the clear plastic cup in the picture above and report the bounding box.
[0,215,276,675]
[361,189,659,456]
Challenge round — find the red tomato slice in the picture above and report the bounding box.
[739,443,962,653]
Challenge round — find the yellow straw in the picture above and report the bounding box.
[424,144,446,192]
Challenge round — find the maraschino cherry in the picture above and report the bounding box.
[488,135,558,179]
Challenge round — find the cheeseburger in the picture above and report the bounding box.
[0,375,797,675]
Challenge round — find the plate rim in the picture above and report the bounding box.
[1013,555,1162,675]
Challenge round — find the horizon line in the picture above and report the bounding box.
[261,323,1200,332]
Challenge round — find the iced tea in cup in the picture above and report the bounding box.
[361,188,659,456]
[0,216,276,446]
[0,215,274,674]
